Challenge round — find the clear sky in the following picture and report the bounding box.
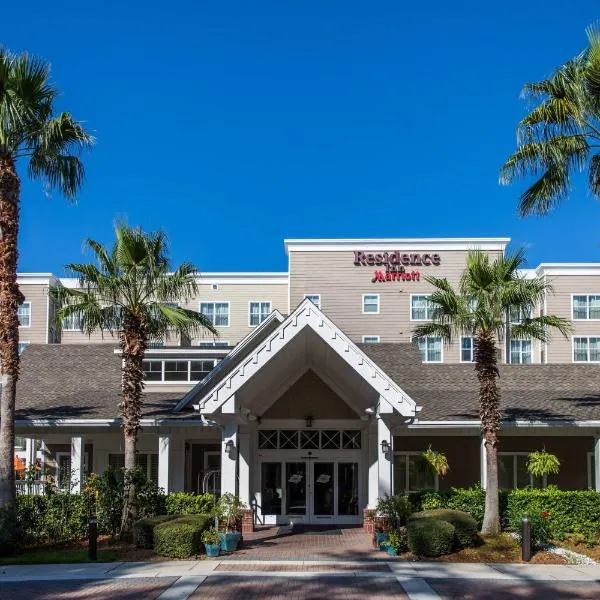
[2,1,599,274]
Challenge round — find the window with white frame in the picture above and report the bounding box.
[62,310,83,331]
[411,295,436,321]
[460,336,474,362]
[200,302,230,327]
[249,301,271,326]
[573,295,600,320]
[362,294,379,314]
[18,342,29,355]
[509,306,532,324]
[18,302,31,327]
[56,452,89,491]
[108,453,158,483]
[304,294,321,309]
[414,336,442,363]
[198,340,230,348]
[498,453,545,489]
[394,453,437,492]
[142,359,217,382]
[573,337,600,362]
[362,335,380,344]
[509,339,532,364]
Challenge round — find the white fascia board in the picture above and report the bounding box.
[536,263,600,276]
[113,348,231,355]
[17,273,60,286]
[196,298,417,417]
[407,419,600,429]
[284,238,511,254]
[15,418,212,427]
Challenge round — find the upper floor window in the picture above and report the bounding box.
[198,341,230,348]
[304,294,321,309]
[573,336,600,363]
[362,294,379,314]
[411,295,436,321]
[414,336,442,363]
[200,302,230,327]
[509,306,532,324]
[460,336,474,362]
[249,301,271,327]
[509,339,532,364]
[63,311,83,331]
[362,335,380,344]
[18,302,31,327]
[572,295,600,320]
[142,358,217,383]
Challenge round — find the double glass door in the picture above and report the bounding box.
[261,460,360,523]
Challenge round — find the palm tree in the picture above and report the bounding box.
[0,49,93,518]
[52,225,217,536]
[413,250,571,535]
[500,24,600,216]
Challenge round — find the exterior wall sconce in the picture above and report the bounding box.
[305,415,313,428]
[380,439,390,454]
[224,439,235,454]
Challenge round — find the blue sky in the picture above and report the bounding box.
[2,1,599,274]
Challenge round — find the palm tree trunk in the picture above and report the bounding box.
[119,315,147,539]
[475,331,501,536]
[0,155,22,526]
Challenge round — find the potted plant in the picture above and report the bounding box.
[374,525,387,550]
[216,493,247,552]
[385,528,408,557]
[202,527,221,558]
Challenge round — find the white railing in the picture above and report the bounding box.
[201,469,221,497]
[16,480,46,495]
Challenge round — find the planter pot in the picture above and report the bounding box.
[379,541,388,551]
[204,543,220,558]
[386,546,399,557]
[219,532,241,552]
[374,532,387,549]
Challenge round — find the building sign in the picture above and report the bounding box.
[353,251,441,284]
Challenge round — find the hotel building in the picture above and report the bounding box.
[13,238,600,527]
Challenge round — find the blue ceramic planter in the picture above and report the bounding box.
[204,543,220,558]
[219,532,241,552]
[386,546,399,556]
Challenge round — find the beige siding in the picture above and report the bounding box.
[289,249,503,363]
[19,283,49,344]
[545,275,600,363]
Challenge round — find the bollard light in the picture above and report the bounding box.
[88,518,98,561]
[521,516,531,562]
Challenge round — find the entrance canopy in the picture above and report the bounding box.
[182,299,418,419]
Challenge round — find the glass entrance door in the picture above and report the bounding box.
[312,462,335,518]
[285,462,307,516]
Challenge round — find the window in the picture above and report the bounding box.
[573,295,600,320]
[257,429,361,450]
[249,301,271,326]
[198,341,230,348]
[62,311,83,331]
[142,359,217,382]
[200,302,230,327]
[509,339,532,364]
[362,335,380,344]
[18,342,29,355]
[14,437,26,451]
[18,302,31,327]
[414,336,442,363]
[509,306,532,324]
[411,295,435,321]
[394,453,437,492]
[498,453,545,489]
[148,338,164,348]
[108,453,158,483]
[460,336,474,362]
[56,452,89,490]
[362,294,379,314]
[304,294,321,309]
[573,337,600,362]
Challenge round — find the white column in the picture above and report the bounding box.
[368,424,378,507]
[480,435,487,490]
[238,432,250,505]
[221,423,238,496]
[377,417,392,499]
[25,438,35,467]
[158,435,171,493]
[70,436,84,493]
[595,436,600,493]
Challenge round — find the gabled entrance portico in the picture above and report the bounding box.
[188,299,418,526]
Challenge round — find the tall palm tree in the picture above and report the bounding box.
[0,49,93,517]
[500,24,600,216]
[413,250,571,535]
[52,225,217,536]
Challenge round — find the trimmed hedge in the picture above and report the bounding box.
[410,509,477,548]
[407,517,455,557]
[134,515,178,549]
[153,515,210,558]
[164,493,215,515]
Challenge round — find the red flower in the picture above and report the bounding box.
[540,511,550,519]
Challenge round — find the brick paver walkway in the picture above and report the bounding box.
[215,562,391,572]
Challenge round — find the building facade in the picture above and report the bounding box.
[13,238,600,527]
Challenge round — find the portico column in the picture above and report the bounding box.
[480,435,487,490]
[158,435,171,493]
[377,417,392,499]
[368,424,378,507]
[595,436,600,493]
[221,423,238,496]
[25,438,35,467]
[238,432,250,505]
[70,436,84,493]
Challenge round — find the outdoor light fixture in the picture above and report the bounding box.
[380,439,390,454]
[365,406,376,415]
[305,415,313,428]
[224,439,235,454]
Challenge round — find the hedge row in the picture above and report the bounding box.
[153,515,210,558]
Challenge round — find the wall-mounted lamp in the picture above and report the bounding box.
[224,439,235,454]
[365,406,376,415]
[380,439,390,454]
[305,415,313,428]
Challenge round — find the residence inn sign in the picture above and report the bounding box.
[353,250,441,283]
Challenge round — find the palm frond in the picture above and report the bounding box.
[510,315,572,343]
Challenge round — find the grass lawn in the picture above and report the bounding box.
[0,548,119,565]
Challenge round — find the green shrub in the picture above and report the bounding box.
[410,509,477,548]
[508,509,551,550]
[407,517,455,557]
[153,515,210,558]
[133,515,178,549]
[376,494,414,527]
[386,526,409,553]
[164,493,215,516]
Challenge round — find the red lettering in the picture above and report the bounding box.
[371,270,386,283]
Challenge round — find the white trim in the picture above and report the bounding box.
[18,301,31,328]
[199,300,231,328]
[410,294,433,322]
[413,335,444,363]
[17,273,60,286]
[405,419,600,429]
[114,347,230,355]
[536,264,600,276]
[572,335,600,363]
[284,238,511,254]
[361,293,380,314]
[303,294,321,309]
[508,339,533,364]
[45,291,50,344]
[362,335,380,344]
[587,451,595,490]
[248,300,272,327]
[571,293,600,321]
[15,418,213,427]
[459,336,475,363]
